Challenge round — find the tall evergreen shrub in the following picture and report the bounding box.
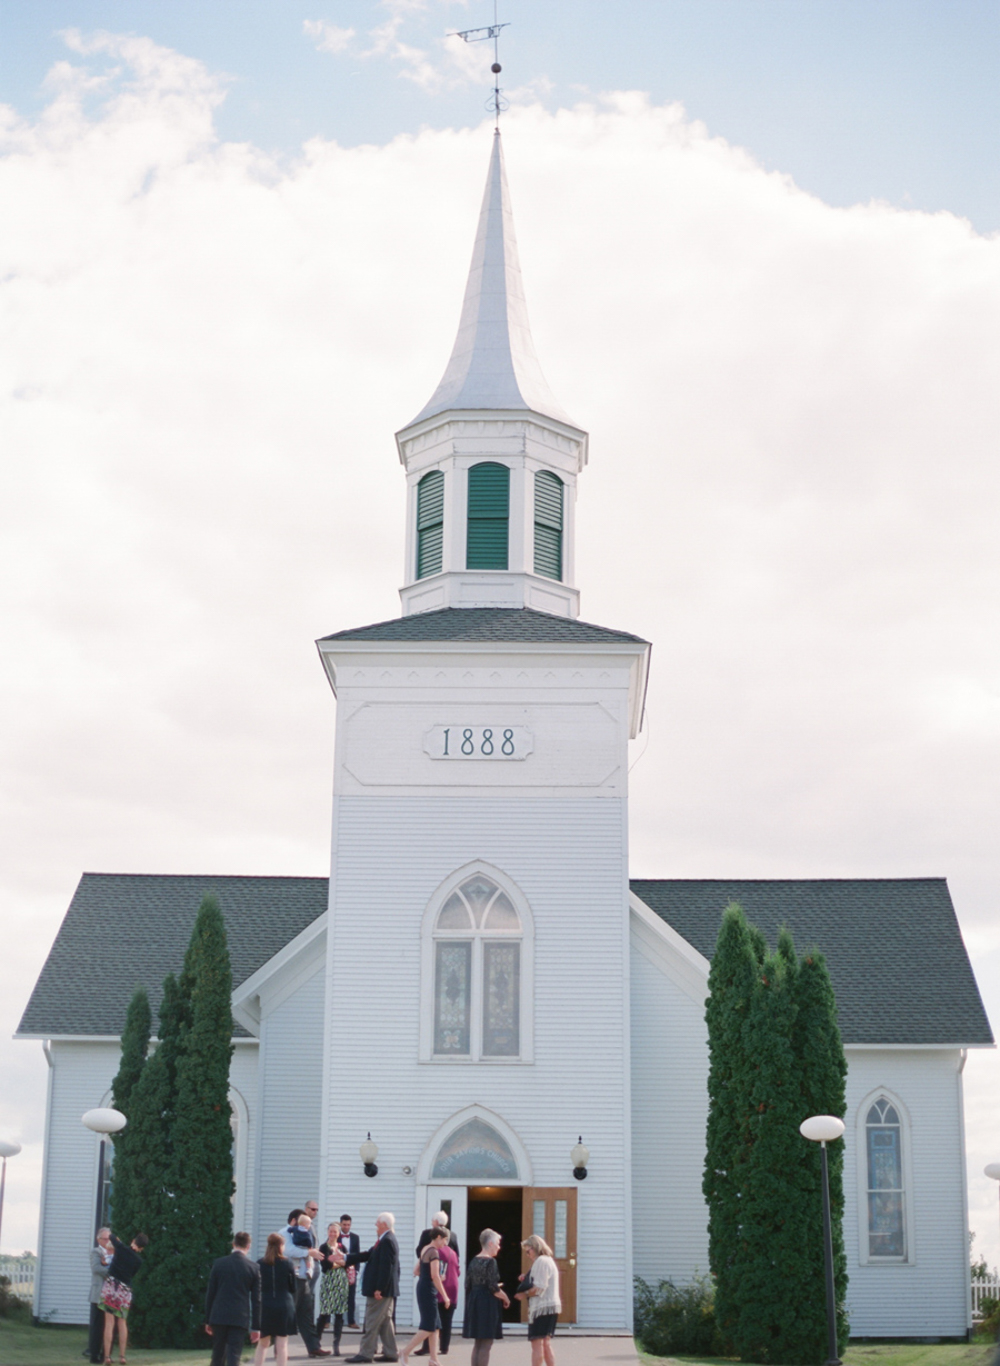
[703,902,763,1343]
[108,987,151,1239]
[135,896,235,1347]
[126,971,190,1344]
[704,909,849,1365]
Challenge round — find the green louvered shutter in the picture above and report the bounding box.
[466,462,509,569]
[416,470,444,578]
[533,470,563,580]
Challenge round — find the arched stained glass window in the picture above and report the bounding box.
[533,471,563,580]
[433,874,521,1059]
[416,470,445,579]
[866,1097,906,1259]
[431,1117,519,1180]
[466,463,509,570]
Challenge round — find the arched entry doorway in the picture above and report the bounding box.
[416,1108,577,1324]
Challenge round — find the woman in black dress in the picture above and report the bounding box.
[462,1229,510,1366]
[399,1228,450,1366]
[254,1233,297,1366]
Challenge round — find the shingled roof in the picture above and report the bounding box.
[319,607,647,646]
[631,877,994,1047]
[18,873,992,1048]
[16,874,328,1040]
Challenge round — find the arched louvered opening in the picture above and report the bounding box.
[416,470,445,578]
[466,462,509,570]
[533,470,563,580]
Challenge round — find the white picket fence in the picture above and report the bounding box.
[972,1272,1000,1319]
[1,1259,35,1299]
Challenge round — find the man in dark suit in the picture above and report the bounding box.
[338,1214,362,1328]
[204,1231,262,1366]
[344,1213,400,1364]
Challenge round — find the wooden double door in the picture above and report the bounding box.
[427,1185,577,1323]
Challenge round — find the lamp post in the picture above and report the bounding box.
[0,1139,22,1252]
[82,1109,127,1237]
[800,1115,846,1366]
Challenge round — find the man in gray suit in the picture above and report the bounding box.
[204,1232,261,1366]
[85,1227,113,1363]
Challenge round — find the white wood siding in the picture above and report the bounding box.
[844,1048,970,1338]
[322,795,633,1329]
[35,1040,258,1323]
[252,964,325,1252]
[35,1041,120,1323]
[629,940,710,1285]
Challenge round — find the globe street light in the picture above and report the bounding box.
[986,1164,1000,1261]
[0,1139,22,1252]
[800,1115,846,1366]
[82,1109,126,1238]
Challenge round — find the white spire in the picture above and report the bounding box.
[406,131,576,429]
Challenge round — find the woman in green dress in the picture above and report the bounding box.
[317,1221,350,1354]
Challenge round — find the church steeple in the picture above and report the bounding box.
[395,134,587,620]
[407,131,575,429]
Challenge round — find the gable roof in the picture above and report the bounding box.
[630,877,994,1047]
[16,873,328,1040]
[319,607,647,646]
[18,873,992,1049]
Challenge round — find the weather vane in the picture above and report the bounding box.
[450,2,509,130]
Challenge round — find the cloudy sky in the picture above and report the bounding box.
[1,0,998,1270]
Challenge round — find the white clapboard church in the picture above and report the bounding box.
[18,132,993,1341]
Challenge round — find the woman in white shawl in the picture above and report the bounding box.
[515,1235,561,1366]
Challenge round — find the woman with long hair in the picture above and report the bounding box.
[255,1232,297,1366]
[515,1235,561,1366]
[317,1220,350,1354]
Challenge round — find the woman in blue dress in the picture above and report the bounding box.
[399,1228,451,1366]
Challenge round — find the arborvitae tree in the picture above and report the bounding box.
[704,917,850,1365]
[126,971,191,1345]
[703,902,764,1346]
[731,947,805,1363]
[137,896,235,1347]
[788,948,849,1359]
[108,987,151,1240]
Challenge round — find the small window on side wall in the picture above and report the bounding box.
[866,1097,906,1259]
[416,471,444,578]
[533,470,563,580]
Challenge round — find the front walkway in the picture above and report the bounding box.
[279,1332,638,1366]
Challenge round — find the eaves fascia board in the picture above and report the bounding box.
[843,1041,996,1051]
[395,408,589,466]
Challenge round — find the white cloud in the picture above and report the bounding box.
[303,20,357,55]
[1,39,999,1267]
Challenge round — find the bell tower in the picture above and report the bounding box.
[396,132,587,620]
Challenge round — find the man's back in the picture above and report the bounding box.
[206,1251,261,1328]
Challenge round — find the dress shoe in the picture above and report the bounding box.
[344,1356,372,1363]
[310,1351,333,1358]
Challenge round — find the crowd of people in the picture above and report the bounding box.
[86,1204,561,1366]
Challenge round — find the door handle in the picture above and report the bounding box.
[568,1258,576,1267]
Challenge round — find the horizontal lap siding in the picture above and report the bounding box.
[844,1049,969,1338]
[37,1042,120,1323]
[253,967,325,1252]
[324,796,631,1329]
[629,944,710,1284]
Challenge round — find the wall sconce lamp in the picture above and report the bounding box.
[571,1136,590,1181]
[360,1133,379,1178]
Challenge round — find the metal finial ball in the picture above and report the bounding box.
[491,63,502,74]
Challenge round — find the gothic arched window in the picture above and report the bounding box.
[431,873,524,1060]
[865,1096,907,1260]
[466,463,509,570]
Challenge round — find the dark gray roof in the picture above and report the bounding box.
[16,874,328,1040]
[630,877,994,1047]
[19,873,992,1048]
[320,607,647,645]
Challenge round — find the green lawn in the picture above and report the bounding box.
[640,1342,997,1366]
[0,1315,257,1366]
